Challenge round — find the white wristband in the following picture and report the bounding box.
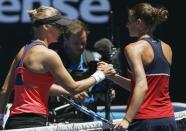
[91,70,105,84]
[0,114,4,126]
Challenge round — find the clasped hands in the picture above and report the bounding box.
[97,61,116,78]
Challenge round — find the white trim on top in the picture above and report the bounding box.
[146,73,170,76]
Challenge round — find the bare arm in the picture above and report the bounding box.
[49,84,89,101]
[108,74,131,92]
[49,84,71,96]
[113,43,148,129]
[0,59,18,113]
[44,50,104,94]
[123,43,148,122]
[0,47,23,127]
[97,61,131,91]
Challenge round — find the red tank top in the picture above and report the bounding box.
[10,42,55,116]
[127,71,174,119]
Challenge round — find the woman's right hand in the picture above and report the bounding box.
[97,61,116,77]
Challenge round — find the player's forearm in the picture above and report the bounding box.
[124,83,148,122]
[66,71,105,94]
[49,84,71,96]
[0,90,10,113]
[108,74,131,91]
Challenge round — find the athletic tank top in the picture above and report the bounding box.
[127,38,174,119]
[10,41,55,116]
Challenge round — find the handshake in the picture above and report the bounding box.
[91,61,116,84]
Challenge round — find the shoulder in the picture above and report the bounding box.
[42,48,62,63]
[16,46,25,60]
[160,40,172,64]
[161,40,172,52]
[46,48,60,58]
[124,40,149,55]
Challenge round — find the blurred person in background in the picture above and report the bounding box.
[49,20,117,122]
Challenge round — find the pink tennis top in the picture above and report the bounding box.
[10,42,55,116]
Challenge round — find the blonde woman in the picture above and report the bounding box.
[0,6,114,129]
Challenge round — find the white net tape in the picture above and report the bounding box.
[5,121,110,131]
[4,111,186,131]
[3,103,186,131]
[175,110,186,121]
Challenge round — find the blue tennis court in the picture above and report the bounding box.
[97,102,186,120]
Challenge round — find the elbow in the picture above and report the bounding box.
[144,86,148,93]
[67,82,82,95]
[0,89,10,102]
[136,82,148,94]
[143,81,148,92]
[138,79,148,92]
[72,84,82,95]
[142,84,148,93]
[0,87,10,97]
